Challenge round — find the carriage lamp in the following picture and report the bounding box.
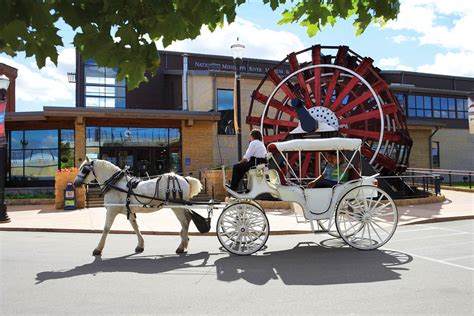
[0,74,11,223]
[231,38,245,161]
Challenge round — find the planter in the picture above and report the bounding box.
[54,169,86,209]
[203,169,232,200]
[6,198,55,206]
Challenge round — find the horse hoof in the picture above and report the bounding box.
[135,246,144,253]
[176,247,185,254]
[92,249,102,256]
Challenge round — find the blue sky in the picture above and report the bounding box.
[1,0,473,112]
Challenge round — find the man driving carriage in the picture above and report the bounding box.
[229,129,267,192]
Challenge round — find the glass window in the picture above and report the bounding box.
[25,130,57,149]
[440,98,448,110]
[434,110,441,118]
[448,98,456,111]
[408,95,416,109]
[84,60,126,108]
[431,141,440,168]
[408,109,416,117]
[441,110,448,118]
[423,96,432,109]
[456,98,464,112]
[10,131,23,149]
[449,111,456,119]
[86,127,100,147]
[415,95,424,109]
[433,97,440,110]
[417,109,424,117]
[217,89,235,135]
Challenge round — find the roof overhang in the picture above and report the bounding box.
[6,107,221,122]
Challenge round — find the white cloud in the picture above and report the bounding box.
[384,0,474,77]
[417,51,474,76]
[0,48,75,111]
[378,57,414,71]
[156,18,306,61]
[391,35,416,44]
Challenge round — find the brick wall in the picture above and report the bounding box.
[181,120,217,175]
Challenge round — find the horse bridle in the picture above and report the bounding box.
[77,160,97,184]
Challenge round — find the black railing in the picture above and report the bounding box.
[408,168,473,190]
[377,173,441,199]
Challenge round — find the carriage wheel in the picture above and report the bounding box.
[335,185,398,250]
[216,202,270,255]
[247,45,412,177]
[317,218,340,237]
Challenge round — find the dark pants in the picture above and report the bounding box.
[312,178,338,188]
[230,157,267,190]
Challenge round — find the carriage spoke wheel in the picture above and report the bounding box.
[317,218,340,237]
[217,202,270,255]
[335,185,398,250]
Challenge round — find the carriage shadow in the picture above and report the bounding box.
[214,240,413,286]
[36,240,412,286]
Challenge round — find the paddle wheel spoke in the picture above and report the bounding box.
[248,45,412,177]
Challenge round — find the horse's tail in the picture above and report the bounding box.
[185,176,202,199]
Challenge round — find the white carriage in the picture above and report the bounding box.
[217,137,398,255]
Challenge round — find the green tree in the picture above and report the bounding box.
[0,0,399,89]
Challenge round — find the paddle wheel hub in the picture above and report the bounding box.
[247,45,412,177]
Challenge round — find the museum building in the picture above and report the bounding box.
[1,49,473,189]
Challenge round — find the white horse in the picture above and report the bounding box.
[73,159,202,256]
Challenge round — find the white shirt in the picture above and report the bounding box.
[243,139,267,161]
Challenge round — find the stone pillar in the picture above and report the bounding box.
[74,117,86,167]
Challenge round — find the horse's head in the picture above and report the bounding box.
[73,157,96,188]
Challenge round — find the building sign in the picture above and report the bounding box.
[469,93,474,135]
[0,101,5,147]
[189,56,292,76]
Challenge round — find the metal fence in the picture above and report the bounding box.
[407,168,473,189]
[377,173,442,199]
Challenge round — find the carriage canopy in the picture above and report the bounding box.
[269,137,362,152]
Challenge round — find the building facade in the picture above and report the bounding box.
[2,49,473,189]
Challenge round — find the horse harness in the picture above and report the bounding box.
[95,168,188,219]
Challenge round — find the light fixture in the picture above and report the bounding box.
[67,72,76,83]
[231,38,245,60]
[0,75,10,101]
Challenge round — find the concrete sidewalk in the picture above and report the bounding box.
[1,189,472,235]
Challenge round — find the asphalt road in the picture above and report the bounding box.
[1,220,473,315]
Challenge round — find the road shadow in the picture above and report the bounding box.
[35,251,211,284]
[36,240,411,286]
[214,241,412,285]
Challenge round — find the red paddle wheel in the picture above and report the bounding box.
[247,45,412,177]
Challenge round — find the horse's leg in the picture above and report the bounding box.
[171,208,191,254]
[128,214,145,253]
[93,207,119,256]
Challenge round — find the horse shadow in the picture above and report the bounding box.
[35,251,211,284]
[36,240,412,286]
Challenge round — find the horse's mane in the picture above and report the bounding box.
[94,159,121,174]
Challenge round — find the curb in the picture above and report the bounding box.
[440,186,474,193]
[402,215,474,226]
[1,216,472,235]
[0,227,315,236]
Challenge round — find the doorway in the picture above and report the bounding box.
[100,147,171,176]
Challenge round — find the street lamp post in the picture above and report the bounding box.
[231,39,245,161]
[0,74,11,223]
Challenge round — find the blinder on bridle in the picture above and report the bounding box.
[77,160,95,181]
